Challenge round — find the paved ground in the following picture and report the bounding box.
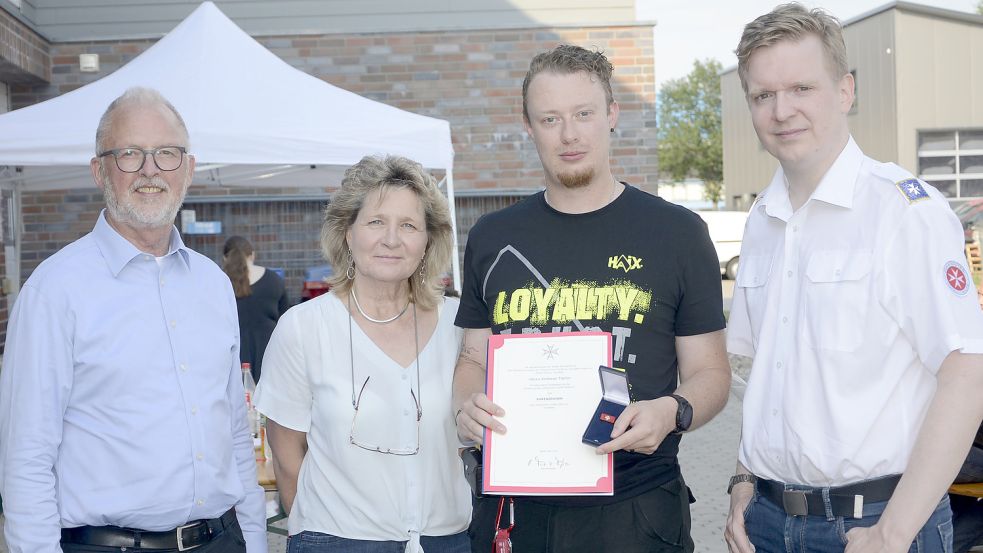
[680,370,746,553]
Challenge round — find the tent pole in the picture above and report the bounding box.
[445,168,462,293]
[6,186,22,306]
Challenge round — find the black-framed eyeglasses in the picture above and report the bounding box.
[349,376,422,456]
[97,146,187,173]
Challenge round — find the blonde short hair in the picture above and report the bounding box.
[321,155,453,311]
[736,3,849,94]
[522,44,615,123]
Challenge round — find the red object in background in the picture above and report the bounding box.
[301,281,331,301]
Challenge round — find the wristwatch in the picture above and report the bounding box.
[727,473,758,494]
[669,394,693,434]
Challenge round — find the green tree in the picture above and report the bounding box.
[657,59,724,208]
[978,0,982,15]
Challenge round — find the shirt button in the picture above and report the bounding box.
[777,361,783,369]
[772,409,778,416]
[191,406,198,415]
[782,316,788,324]
[786,270,793,278]
[401,374,407,380]
[180,363,187,372]
[159,279,165,286]
[196,453,204,461]
[793,225,799,232]
[196,499,204,506]
[403,409,410,416]
[834,269,842,276]
[169,320,176,328]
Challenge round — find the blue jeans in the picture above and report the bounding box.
[745,486,953,553]
[287,530,471,553]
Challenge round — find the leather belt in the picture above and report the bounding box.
[61,508,236,551]
[756,474,901,518]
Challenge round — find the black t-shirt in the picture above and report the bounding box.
[456,184,725,505]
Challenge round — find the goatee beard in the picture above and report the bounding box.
[557,169,594,189]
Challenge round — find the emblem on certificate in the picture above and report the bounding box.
[482,331,615,496]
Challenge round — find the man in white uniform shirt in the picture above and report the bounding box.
[0,87,266,553]
[723,4,983,553]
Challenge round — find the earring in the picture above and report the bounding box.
[419,254,426,285]
[346,249,355,280]
[610,127,615,133]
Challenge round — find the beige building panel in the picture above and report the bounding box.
[895,10,983,173]
[842,12,897,165]
[721,70,777,209]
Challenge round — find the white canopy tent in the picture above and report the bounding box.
[0,1,460,291]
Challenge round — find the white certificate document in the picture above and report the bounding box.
[482,331,613,495]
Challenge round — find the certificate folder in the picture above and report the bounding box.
[582,366,630,447]
[482,331,614,496]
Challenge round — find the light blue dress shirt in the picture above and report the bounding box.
[0,211,267,553]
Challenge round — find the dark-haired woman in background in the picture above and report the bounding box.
[223,236,290,383]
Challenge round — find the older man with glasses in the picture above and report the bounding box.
[0,87,267,553]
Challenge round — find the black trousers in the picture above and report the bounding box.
[469,476,695,553]
[60,518,247,553]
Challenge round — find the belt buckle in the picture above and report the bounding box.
[176,522,198,552]
[782,490,809,516]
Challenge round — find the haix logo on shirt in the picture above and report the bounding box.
[608,254,643,273]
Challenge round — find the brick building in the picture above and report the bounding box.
[0,0,657,349]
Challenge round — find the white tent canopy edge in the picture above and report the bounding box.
[0,1,461,293]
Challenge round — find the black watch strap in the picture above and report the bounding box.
[669,393,693,434]
[727,473,758,494]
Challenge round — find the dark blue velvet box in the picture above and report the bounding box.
[582,366,631,446]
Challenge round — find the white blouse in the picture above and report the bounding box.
[254,293,471,551]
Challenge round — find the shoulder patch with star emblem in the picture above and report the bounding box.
[895,178,929,204]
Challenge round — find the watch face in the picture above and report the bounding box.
[675,395,693,432]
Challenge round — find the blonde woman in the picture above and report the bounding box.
[254,155,470,553]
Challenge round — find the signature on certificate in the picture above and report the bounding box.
[527,454,571,470]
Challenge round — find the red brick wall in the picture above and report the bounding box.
[0,7,49,84]
[10,26,656,190]
[7,24,656,342]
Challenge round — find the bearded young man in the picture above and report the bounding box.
[452,44,732,553]
[0,87,266,553]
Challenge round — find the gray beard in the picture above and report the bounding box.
[101,169,185,229]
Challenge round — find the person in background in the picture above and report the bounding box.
[223,235,290,383]
[255,155,471,553]
[0,86,266,552]
[724,4,983,552]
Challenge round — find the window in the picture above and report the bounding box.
[917,129,983,199]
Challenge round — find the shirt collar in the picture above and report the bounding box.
[93,210,191,276]
[757,136,863,221]
[810,136,863,209]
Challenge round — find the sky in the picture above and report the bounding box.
[635,0,980,91]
